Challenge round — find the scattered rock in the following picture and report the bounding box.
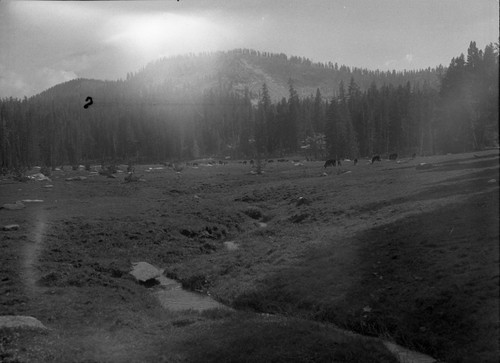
[2,224,20,231]
[0,315,48,330]
[362,306,372,313]
[130,262,162,283]
[487,179,496,183]
[2,201,25,210]
[43,185,53,188]
[21,199,43,203]
[258,222,267,228]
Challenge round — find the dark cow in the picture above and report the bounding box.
[337,159,342,166]
[389,153,398,160]
[324,159,337,168]
[250,159,254,165]
[353,158,358,166]
[371,155,381,163]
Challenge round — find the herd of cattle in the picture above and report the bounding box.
[162,153,417,171]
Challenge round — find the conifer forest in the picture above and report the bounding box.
[0,42,498,169]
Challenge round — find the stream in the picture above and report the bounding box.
[147,265,438,363]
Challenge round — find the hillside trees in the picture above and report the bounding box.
[0,43,497,170]
[437,41,499,152]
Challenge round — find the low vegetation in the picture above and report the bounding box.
[0,151,498,362]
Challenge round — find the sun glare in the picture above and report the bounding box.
[106,13,220,59]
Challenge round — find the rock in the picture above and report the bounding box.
[383,341,437,363]
[43,184,53,188]
[0,315,48,330]
[65,176,87,181]
[2,201,25,210]
[130,262,162,282]
[29,173,51,181]
[21,199,43,203]
[223,241,239,251]
[487,179,497,183]
[2,224,20,231]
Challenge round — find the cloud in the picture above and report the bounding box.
[383,53,416,70]
[0,63,77,98]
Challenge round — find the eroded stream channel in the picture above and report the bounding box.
[132,261,437,363]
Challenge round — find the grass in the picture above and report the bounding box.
[1,151,498,362]
[211,187,500,362]
[175,314,398,363]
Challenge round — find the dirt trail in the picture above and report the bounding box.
[22,216,48,295]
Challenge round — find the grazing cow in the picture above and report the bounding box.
[389,153,398,160]
[324,159,336,168]
[354,158,358,166]
[371,155,381,163]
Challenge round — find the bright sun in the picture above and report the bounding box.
[108,13,215,57]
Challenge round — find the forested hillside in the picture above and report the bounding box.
[0,42,497,169]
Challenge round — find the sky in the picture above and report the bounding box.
[0,0,498,98]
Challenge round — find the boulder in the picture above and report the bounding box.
[29,173,51,181]
[2,201,25,210]
[130,262,162,282]
[2,224,20,231]
[0,315,48,330]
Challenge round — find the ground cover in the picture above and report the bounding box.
[1,151,498,362]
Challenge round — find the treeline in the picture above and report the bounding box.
[0,42,497,169]
[131,48,441,101]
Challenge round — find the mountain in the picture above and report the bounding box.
[2,43,496,169]
[127,49,442,102]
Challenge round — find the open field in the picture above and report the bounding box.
[1,151,499,362]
